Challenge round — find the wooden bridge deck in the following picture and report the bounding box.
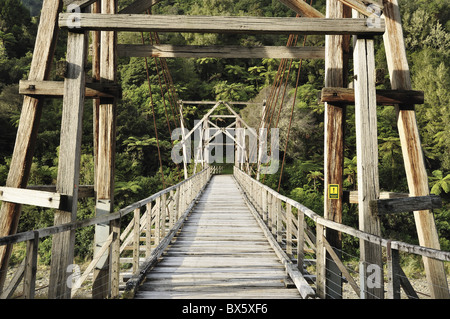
[133,175,302,299]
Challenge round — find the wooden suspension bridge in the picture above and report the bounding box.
[0,0,449,300]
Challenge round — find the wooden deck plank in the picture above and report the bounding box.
[141,281,289,291]
[134,175,305,299]
[169,240,271,246]
[134,289,301,299]
[165,251,276,257]
[148,267,285,274]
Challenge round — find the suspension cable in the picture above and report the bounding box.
[277,1,313,191]
[141,31,166,188]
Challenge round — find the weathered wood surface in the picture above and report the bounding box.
[92,0,117,298]
[371,195,442,215]
[237,180,316,299]
[19,80,121,99]
[319,0,350,299]
[235,167,450,299]
[383,0,449,299]
[117,44,325,59]
[320,87,424,105]
[23,231,39,299]
[0,0,62,290]
[353,19,383,298]
[59,14,385,35]
[0,170,210,247]
[0,187,68,210]
[345,190,409,204]
[134,175,304,299]
[26,184,94,198]
[278,0,324,17]
[48,30,88,299]
[336,0,382,17]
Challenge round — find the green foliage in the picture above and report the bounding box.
[0,0,34,58]
[290,187,323,216]
[343,157,357,190]
[214,81,256,101]
[430,170,450,195]
[435,208,450,251]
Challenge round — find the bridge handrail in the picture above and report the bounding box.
[234,167,450,262]
[0,167,212,299]
[0,167,211,247]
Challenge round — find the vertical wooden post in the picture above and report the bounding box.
[175,186,180,220]
[240,124,247,173]
[177,184,183,218]
[258,185,262,214]
[270,194,275,235]
[286,203,293,257]
[321,0,351,299]
[92,0,100,192]
[316,223,326,298]
[238,121,243,172]
[262,189,268,222]
[297,207,305,274]
[182,183,187,215]
[146,202,152,258]
[133,208,140,273]
[353,9,383,298]
[386,241,401,299]
[24,231,39,299]
[92,0,117,299]
[109,218,120,298]
[161,193,167,238]
[175,186,182,220]
[189,179,194,203]
[383,0,449,299]
[267,192,272,227]
[276,198,282,243]
[169,190,174,228]
[179,102,189,179]
[0,0,61,290]
[155,197,161,245]
[193,123,201,174]
[199,124,205,171]
[203,119,210,169]
[48,29,88,299]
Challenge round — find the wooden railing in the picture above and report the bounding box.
[233,167,450,299]
[210,165,224,175]
[0,167,211,299]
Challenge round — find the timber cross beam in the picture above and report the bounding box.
[117,44,326,59]
[19,80,122,99]
[370,195,443,216]
[0,187,70,211]
[320,87,424,105]
[58,14,385,35]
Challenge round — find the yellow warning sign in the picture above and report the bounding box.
[328,184,339,199]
